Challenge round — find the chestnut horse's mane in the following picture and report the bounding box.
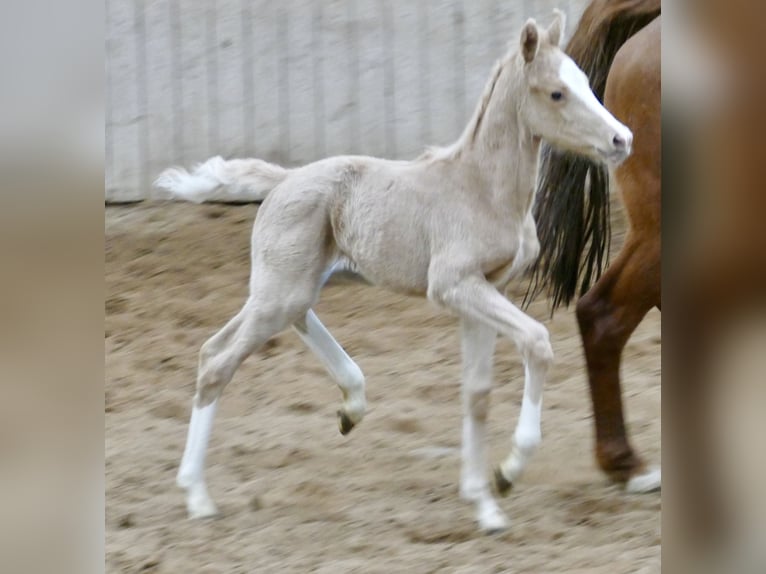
[524,0,661,311]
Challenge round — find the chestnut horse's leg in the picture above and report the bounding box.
[575,233,660,490]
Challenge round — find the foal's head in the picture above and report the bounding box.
[517,10,632,165]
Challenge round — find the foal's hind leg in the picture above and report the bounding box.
[293,309,366,434]
[177,290,315,518]
[176,305,249,517]
[575,235,660,492]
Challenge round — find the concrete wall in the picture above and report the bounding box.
[106,0,587,202]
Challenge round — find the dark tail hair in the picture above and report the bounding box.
[524,0,660,312]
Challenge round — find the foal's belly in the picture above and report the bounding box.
[351,256,430,296]
[332,208,432,296]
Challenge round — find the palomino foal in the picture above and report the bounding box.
[157,11,632,533]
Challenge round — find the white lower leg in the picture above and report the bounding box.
[500,395,541,483]
[626,466,661,493]
[177,400,219,518]
[293,309,366,425]
[499,360,545,485]
[457,318,507,531]
[460,403,509,532]
[459,392,491,500]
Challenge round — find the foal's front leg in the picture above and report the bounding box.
[430,274,553,500]
[459,318,509,532]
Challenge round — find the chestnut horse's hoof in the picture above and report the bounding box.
[493,467,513,497]
[337,410,355,435]
[625,466,661,493]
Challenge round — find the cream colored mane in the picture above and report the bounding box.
[417,57,507,162]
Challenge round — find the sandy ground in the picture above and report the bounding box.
[105,201,660,573]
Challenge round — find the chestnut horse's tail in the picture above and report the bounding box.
[524,0,660,311]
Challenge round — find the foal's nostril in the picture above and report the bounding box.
[613,134,626,149]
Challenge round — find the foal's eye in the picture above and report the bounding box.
[550,91,563,101]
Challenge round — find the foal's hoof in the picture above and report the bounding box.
[483,523,509,536]
[337,410,355,435]
[493,467,513,497]
[187,497,219,520]
[479,506,510,534]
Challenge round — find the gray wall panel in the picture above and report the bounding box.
[106,0,587,201]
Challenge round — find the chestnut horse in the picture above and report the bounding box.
[526,0,661,492]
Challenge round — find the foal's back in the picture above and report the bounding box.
[249,154,434,293]
[254,153,517,295]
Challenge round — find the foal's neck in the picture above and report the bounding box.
[457,55,541,216]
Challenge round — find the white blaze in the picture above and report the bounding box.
[558,57,633,149]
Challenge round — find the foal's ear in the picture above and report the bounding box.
[547,9,566,48]
[520,18,539,63]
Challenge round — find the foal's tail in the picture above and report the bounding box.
[154,156,288,204]
[524,0,660,312]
